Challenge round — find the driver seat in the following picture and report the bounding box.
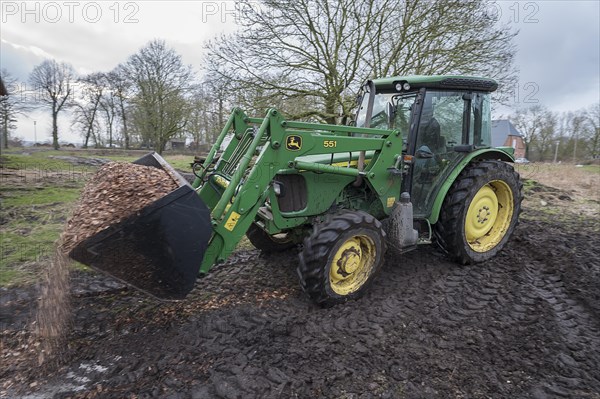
[422,117,446,154]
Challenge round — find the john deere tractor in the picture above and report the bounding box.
[70,75,522,306]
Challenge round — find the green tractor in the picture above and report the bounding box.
[70,75,522,306]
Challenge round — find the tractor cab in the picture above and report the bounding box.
[355,75,499,218]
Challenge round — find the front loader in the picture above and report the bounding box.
[70,75,522,306]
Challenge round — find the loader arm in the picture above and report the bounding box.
[192,108,404,274]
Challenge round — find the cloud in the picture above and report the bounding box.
[509,1,599,111]
[1,1,239,76]
[2,0,598,143]
[0,39,49,81]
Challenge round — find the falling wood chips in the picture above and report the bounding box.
[35,162,179,365]
[61,162,179,253]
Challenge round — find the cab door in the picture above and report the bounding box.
[409,90,491,217]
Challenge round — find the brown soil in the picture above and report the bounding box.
[1,199,599,398]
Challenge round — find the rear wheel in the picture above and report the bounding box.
[246,223,296,253]
[435,160,522,264]
[298,211,386,306]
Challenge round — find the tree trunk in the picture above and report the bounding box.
[83,126,91,148]
[52,111,60,150]
[84,99,100,149]
[120,101,129,149]
[2,114,8,149]
[157,139,166,155]
[324,95,337,125]
[217,97,224,142]
[592,128,600,158]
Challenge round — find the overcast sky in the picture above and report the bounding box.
[1,0,599,143]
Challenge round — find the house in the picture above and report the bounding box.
[165,138,187,151]
[491,119,526,159]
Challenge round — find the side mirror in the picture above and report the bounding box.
[386,102,396,127]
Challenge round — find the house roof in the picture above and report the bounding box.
[491,119,523,147]
[0,77,7,96]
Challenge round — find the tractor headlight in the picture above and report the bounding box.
[273,182,283,197]
[395,82,411,91]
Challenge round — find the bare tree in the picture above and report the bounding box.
[509,105,549,160]
[106,65,132,149]
[124,40,194,154]
[186,78,242,149]
[559,110,587,162]
[584,103,599,159]
[369,0,518,101]
[28,59,76,149]
[72,104,101,147]
[100,86,118,147]
[204,0,517,124]
[186,86,211,149]
[0,69,26,148]
[73,72,105,148]
[536,112,558,161]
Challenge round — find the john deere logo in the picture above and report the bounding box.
[286,135,302,151]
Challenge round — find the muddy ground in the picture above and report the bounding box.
[2,205,600,398]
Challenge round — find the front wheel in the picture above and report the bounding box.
[435,160,523,264]
[298,211,386,307]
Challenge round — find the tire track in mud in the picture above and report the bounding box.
[3,214,600,398]
[81,226,600,397]
[373,249,536,397]
[516,223,600,398]
[523,262,600,398]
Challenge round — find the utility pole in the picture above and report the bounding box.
[33,120,37,146]
[553,140,560,163]
[572,131,578,163]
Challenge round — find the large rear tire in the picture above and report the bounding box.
[298,211,386,307]
[246,223,296,253]
[435,160,523,264]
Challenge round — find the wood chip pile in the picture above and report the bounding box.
[61,162,179,253]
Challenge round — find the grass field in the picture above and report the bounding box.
[515,162,600,199]
[1,148,598,287]
[0,148,200,286]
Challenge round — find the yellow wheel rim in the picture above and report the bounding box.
[465,180,514,253]
[329,235,376,296]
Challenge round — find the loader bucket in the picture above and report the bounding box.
[69,153,212,300]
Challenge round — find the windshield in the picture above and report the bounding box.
[356,91,417,135]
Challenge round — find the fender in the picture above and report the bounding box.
[427,147,515,225]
